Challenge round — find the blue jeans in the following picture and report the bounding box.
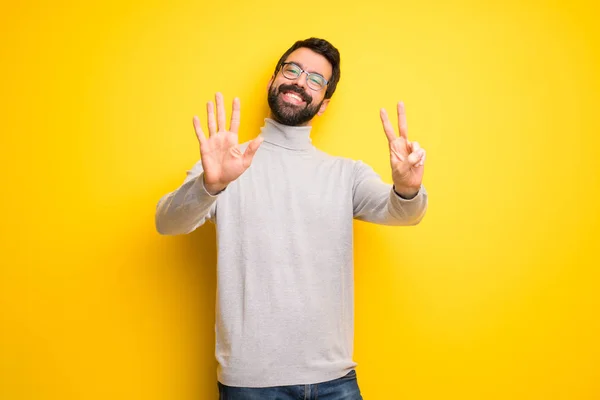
[218,370,363,399]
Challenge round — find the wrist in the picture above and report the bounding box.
[203,175,227,196]
[393,184,419,200]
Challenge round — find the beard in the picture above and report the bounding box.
[268,83,323,126]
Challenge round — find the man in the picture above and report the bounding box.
[156,37,427,399]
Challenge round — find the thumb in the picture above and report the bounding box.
[242,136,264,166]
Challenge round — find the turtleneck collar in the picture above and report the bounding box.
[259,118,314,151]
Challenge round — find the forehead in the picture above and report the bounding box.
[284,47,332,79]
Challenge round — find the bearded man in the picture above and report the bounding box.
[156,37,428,399]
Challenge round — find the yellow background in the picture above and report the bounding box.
[1,0,599,399]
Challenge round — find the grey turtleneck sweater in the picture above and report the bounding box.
[155,118,428,387]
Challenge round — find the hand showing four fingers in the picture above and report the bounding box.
[380,101,426,199]
[193,93,264,195]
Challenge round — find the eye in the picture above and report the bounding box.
[285,64,301,75]
[308,74,325,87]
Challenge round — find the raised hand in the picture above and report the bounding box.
[193,93,264,195]
[380,101,426,199]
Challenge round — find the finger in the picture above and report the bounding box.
[207,101,217,136]
[193,116,207,146]
[243,136,264,165]
[230,97,241,134]
[397,101,408,140]
[416,152,426,167]
[408,148,425,165]
[216,92,226,132]
[380,108,397,143]
[412,141,421,153]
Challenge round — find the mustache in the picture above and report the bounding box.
[278,84,312,104]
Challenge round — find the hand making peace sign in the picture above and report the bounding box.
[380,101,426,199]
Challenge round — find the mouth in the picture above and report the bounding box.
[281,91,306,105]
[276,83,312,106]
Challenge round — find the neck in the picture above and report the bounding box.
[268,112,313,127]
[259,118,314,151]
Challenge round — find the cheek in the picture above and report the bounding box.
[271,78,287,91]
[268,79,280,94]
[311,95,326,108]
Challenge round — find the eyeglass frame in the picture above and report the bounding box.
[278,62,330,91]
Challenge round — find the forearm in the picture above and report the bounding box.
[353,160,428,226]
[388,184,428,225]
[155,172,219,235]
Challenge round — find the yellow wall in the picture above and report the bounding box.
[1,0,599,399]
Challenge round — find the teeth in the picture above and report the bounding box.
[285,92,302,102]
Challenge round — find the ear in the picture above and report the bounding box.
[267,76,274,92]
[317,99,330,116]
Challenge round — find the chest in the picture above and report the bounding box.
[217,153,354,228]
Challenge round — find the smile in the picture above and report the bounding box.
[282,91,305,105]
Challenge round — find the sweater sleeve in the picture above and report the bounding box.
[155,160,219,235]
[352,160,428,226]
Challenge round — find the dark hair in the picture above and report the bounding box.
[273,37,341,99]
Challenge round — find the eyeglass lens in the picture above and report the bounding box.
[282,63,326,90]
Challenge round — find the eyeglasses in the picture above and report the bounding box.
[280,62,329,91]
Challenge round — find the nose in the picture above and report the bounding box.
[294,71,309,90]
